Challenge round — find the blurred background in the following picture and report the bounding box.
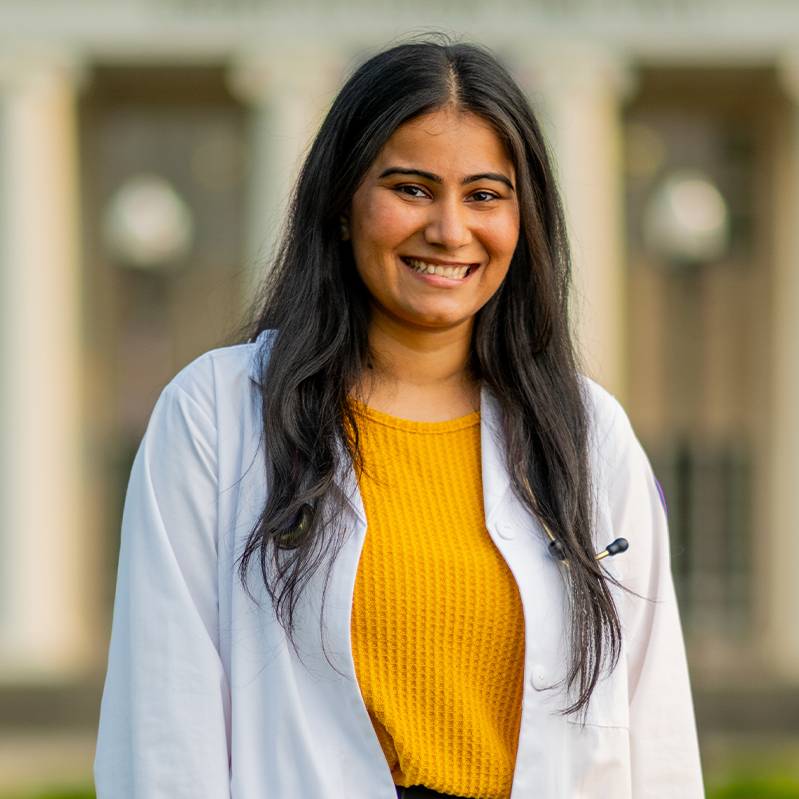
[1,1,799,797]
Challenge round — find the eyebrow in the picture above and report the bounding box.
[378,167,515,191]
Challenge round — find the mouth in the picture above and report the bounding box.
[399,256,480,280]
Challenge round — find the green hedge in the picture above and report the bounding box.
[707,775,799,799]
[5,791,94,799]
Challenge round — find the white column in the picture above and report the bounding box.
[513,44,636,399]
[0,51,90,677]
[228,49,347,307]
[766,52,799,678]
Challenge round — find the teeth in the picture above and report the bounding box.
[406,258,471,279]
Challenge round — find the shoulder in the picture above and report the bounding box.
[579,374,671,524]
[577,374,636,459]
[159,330,273,422]
[579,374,632,444]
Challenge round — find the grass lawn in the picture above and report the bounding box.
[3,776,799,799]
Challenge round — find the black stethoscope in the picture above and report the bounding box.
[543,522,629,563]
[285,484,630,561]
[521,477,629,565]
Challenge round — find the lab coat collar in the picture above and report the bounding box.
[479,384,512,526]
[248,330,512,529]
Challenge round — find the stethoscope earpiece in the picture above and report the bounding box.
[544,521,629,564]
[548,538,568,561]
[595,537,629,561]
[522,477,629,566]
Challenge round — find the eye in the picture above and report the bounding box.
[469,190,500,202]
[394,184,430,199]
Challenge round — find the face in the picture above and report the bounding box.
[347,107,520,335]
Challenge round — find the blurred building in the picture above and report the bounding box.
[1,0,799,790]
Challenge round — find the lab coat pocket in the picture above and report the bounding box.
[562,644,632,797]
[563,721,632,798]
[577,638,630,728]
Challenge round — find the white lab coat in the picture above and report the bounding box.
[94,329,705,798]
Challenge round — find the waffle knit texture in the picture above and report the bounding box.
[348,399,525,799]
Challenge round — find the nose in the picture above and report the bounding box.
[424,195,472,250]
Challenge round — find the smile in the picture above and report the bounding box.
[400,257,478,280]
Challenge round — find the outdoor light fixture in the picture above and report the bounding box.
[103,173,194,271]
[642,169,730,268]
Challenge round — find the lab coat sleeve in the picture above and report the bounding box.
[605,403,705,798]
[94,380,232,798]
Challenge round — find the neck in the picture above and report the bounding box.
[354,311,480,419]
[367,313,473,385]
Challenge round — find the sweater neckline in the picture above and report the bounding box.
[347,397,480,434]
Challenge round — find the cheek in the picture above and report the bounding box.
[477,214,520,263]
[353,194,413,250]
[350,200,407,295]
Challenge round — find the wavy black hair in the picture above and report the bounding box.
[236,34,621,716]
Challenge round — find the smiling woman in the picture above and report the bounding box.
[94,35,704,799]
[346,107,521,420]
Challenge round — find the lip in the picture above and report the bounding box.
[400,255,479,267]
[399,255,481,286]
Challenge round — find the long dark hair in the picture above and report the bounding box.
[236,35,621,716]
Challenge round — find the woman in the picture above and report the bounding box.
[94,38,704,798]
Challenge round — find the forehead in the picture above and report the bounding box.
[372,108,515,176]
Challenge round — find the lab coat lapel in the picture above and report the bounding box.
[480,384,512,525]
[478,383,571,702]
[332,439,367,526]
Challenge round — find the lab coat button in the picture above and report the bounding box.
[530,665,549,690]
[496,522,515,540]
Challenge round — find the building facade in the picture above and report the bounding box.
[1,0,799,787]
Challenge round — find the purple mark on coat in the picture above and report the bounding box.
[654,476,668,517]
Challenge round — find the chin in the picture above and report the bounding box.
[401,309,473,329]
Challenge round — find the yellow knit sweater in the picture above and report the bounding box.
[349,399,525,799]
